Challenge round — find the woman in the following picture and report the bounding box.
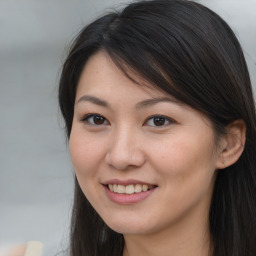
[59,0,256,255]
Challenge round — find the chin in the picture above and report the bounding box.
[109,224,149,235]
[103,215,157,235]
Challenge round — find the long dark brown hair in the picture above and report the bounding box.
[58,0,256,255]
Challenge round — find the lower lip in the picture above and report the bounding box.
[103,186,157,205]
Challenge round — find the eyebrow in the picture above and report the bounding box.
[76,95,109,107]
[135,97,181,109]
[76,95,181,109]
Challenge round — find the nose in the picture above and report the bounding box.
[105,127,146,170]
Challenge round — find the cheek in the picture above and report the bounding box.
[162,132,215,168]
[150,132,217,191]
[148,136,217,223]
[69,129,104,178]
[69,129,106,206]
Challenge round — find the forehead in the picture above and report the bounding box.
[76,50,177,102]
[75,51,212,124]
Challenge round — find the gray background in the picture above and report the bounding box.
[1,0,255,255]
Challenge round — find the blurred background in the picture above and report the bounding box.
[0,0,255,255]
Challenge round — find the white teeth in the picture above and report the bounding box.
[134,184,142,193]
[117,185,126,194]
[126,185,134,194]
[107,184,154,194]
[142,185,148,191]
[109,184,113,191]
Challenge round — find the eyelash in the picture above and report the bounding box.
[81,113,109,126]
[144,115,174,127]
[81,113,174,127]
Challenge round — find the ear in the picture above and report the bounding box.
[216,119,246,169]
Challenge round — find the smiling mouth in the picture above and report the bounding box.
[106,184,157,194]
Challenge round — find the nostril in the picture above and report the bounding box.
[105,148,146,170]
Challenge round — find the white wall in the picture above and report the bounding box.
[0,0,255,255]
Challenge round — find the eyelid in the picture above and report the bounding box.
[80,113,175,127]
[144,115,175,127]
[80,113,109,125]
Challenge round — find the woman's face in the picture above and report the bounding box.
[69,51,222,236]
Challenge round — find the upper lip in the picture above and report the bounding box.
[102,179,157,186]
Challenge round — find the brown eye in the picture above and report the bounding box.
[153,117,166,126]
[93,115,105,125]
[145,115,172,127]
[82,114,108,125]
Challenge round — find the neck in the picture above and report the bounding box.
[123,207,211,256]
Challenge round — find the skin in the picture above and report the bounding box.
[69,51,229,256]
[3,244,26,256]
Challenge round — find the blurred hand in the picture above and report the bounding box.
[4,244,26,256]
